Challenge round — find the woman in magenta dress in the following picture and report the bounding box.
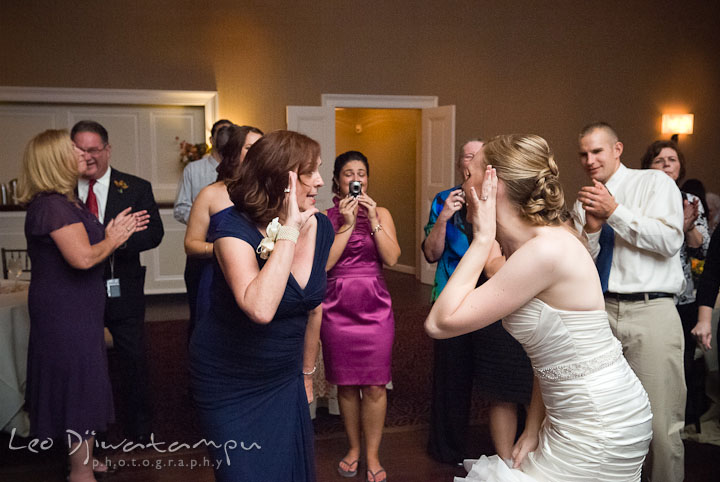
[321,151,401,482]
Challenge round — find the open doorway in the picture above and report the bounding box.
[335,108,420,271]
[287,94,455,284]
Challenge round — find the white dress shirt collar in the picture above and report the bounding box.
[78,167,112,221]
[604,162,628,193]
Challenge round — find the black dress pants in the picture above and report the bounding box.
[106,312,152,437]
[677,302,707,426]
[427,334,475,463]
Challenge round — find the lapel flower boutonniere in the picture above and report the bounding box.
[114,179,129,194]
[256,217,281,260]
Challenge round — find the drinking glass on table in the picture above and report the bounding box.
[6,256,24,289]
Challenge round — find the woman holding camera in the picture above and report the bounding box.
[321,151,401,482]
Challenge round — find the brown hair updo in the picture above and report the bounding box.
[483,134,568,226]
[216,125,264,183]
[228,130,320,225]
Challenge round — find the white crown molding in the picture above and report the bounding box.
[321,93,438,109]
[0,86,219,136]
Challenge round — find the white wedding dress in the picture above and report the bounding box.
[456,298,652,482]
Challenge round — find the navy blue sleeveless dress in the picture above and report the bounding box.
[194,206,232,324]
[190,208,333,482]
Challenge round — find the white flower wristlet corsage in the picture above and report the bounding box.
[256,217,300,259]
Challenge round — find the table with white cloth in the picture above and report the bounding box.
[0,280,30,437]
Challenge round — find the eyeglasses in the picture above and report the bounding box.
[76,144,107,155]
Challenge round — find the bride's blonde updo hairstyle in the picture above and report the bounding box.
[483,134,568,226]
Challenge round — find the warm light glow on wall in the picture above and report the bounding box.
[661,114,694,135]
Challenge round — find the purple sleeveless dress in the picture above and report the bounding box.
[321,198,394,386]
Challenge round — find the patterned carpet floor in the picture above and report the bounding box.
[106,270,488,443]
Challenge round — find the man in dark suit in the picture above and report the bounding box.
[72,120,164,441]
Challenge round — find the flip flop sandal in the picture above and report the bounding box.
[338,458,359,477]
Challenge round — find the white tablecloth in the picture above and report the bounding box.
[0,280,30,436]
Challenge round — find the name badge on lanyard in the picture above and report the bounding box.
[106,254,121,298]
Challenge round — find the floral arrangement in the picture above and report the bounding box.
[256,217,281,259]
[175,136,209,165]
[691,257,704,280]
[113,179,129,193]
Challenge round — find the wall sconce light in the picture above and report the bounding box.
[661,114,694,141]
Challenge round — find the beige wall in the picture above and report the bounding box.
[336,108,420,268]
[2,0,719,201]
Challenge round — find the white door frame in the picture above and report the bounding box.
[317,94,451,280]
[321,94,438,110]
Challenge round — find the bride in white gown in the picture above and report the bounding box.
[425,134,652,482]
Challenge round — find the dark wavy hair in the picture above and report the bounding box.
[211,119,233,137]
[216,125,264,182]
[639,139,686,182]
[332,150,370,196]
[228,130,320,225]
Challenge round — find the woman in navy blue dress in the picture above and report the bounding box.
[184,125,264,329]
[18,130,147,482]
[190,130,332,482]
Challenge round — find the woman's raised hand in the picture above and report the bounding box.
[465,164,497,244]
[106,207,149,247]
[357,191,378,222]
[284,171,318,230]
[440,188,465,221]
[338,194,359,226]
[683,198,699,233]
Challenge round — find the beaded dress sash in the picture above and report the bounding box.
[533,340,623,382]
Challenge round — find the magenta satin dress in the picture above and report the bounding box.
[321,198,395,386]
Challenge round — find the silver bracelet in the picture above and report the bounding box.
[302,366,317,376]
[371,224,383,236]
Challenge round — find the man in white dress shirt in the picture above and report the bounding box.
[173,118,234,224]
[573,122,685,482]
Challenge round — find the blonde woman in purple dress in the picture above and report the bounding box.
[18,130,147,482]
[321,151,401,482]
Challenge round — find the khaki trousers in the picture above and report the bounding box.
[605,296,685,482]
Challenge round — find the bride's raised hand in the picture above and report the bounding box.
[283,171,318,230]
[465,164,497,244]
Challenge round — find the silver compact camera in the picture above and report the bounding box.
[349,181,362,198]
